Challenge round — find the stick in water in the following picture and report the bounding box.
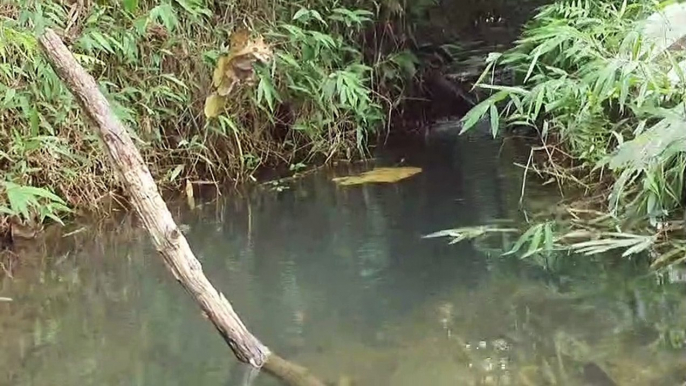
[37,27,326,386]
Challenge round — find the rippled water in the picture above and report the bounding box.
[1,130,685,386]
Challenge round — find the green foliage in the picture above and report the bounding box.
[0,0,415,230]
[0,181,71,225]
[258,5,385,152]
[423,224,519,244]
[457,0,686,260]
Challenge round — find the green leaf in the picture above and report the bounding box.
[506,224,540,256]
[460,101,491,134]
[3,88,16,106]
[292,8,310,22]
[488,104,500,138]
[521,225,543,258]
[169,164,184,182]
[639,2,686,57]
[256,72,279,112]
[543,223,554,255]
[122,0,139,13]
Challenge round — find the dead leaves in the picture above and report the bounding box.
[332,167,422,186]
[203,94,225,119]
[204,28,273,118]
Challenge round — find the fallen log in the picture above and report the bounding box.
[37,27,326,386]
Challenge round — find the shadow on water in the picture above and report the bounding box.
[1,125,686,386]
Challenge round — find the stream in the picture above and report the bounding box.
[1,126,685,385]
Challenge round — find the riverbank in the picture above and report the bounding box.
[439,0,686,268]
[1,0,552,244]
[0,0,418,239]
[4,0,519,241]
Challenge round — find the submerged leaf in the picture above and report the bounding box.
[332,167,422,186]
[569,232,656,257]
[423,225,518,245]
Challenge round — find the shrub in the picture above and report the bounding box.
[0,0,417,228]
[462,0,686,225]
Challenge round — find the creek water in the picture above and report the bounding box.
[1,128,685,386]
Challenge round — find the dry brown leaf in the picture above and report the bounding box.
[204,29,273,118]
[230,28,250,52]
[216,72,237,96]
[212,55,230,87]
[332,167,422,186]
[185,180,195,210]
[204,93,226,118]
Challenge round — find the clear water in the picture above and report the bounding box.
[1,131,685,386]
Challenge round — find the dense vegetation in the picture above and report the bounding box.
[1,0,438,234]
[438,0,686,267]
[9,0,686,271]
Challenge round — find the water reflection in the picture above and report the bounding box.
[1,133,685,386]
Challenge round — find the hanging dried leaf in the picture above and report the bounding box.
[332,167,422,186]
[204,93,226,118]
[230,28,251,51]
[212,55,230,88]
[205,29,274,118]
[216,74,237,96]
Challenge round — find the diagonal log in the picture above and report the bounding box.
[37,27,326,386]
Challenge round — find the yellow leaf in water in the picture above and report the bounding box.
[204,93,226,118]
[332,167,422,186]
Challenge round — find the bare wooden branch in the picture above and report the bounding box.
[264,354,329,386]
[37,27,270,367]
[37,27,330,386]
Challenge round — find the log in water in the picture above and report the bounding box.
[37,27,326,386]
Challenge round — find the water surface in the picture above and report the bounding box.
[1,131,685,386]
